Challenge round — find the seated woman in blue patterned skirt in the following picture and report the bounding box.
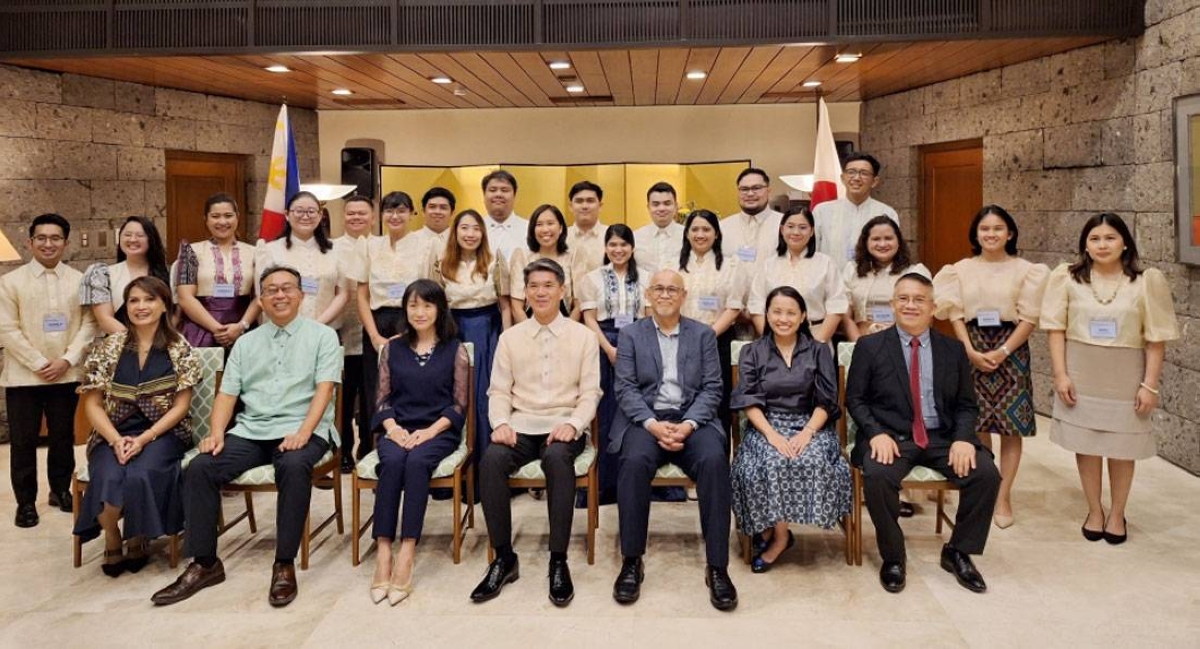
[731,285,851,573]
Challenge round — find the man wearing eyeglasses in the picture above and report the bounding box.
[608,269,737,611]
[721,167,782,272]
[0,214,97,528]
[812,152,900,266]
[152,265,342,608]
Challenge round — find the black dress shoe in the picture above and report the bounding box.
[48,490,73,513]
[751,530,795,573]
[940,545,987,593]
[1103,517,1127,545]
[899,501,916,518]
[879,561,906,593]
[704,565,738,611]
[470,555,519,603]
[14,503,38,528]
[151,560,226,606]
[612,556,644,604]
[548,558,574,607]
[340,455,355,475]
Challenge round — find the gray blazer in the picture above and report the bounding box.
[609,316,724,454]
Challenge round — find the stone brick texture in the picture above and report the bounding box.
[861,0,1200,473]
[0,64,319,442]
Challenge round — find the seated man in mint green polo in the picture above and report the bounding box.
[152,265,342,609]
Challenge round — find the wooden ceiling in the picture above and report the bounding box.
[6,37,1106,110]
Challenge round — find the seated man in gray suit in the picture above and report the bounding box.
[610,269,737,611]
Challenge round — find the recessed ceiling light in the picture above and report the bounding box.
[834,53,862,63]
[686,70,707,80]
[265,65,290,73]
[453,88,467,97]
[549,61,572,70]
[331,88,353,96]
[802,80,822,88]
[565,83,585,93]
[430,76,453,84]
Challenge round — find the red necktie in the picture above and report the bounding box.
[909,337,929,449]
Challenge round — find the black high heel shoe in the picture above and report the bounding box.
[101,549,125,578]
[751,530,795,573]
[1081,516,1105,542]
[1103,517,1127,545]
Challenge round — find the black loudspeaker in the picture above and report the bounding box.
[835,140,856,166]
[341,147,377,200]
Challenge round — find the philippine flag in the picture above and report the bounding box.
[260,105,300,241]
[809,97,844,210]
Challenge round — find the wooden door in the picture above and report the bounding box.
[165,151,247,261]
[919,140,983,334]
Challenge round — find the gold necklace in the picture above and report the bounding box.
[1090,274,1122,305]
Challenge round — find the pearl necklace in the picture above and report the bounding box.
[1090,273,1123,305]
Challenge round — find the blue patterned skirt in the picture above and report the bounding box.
[731,409,851,534]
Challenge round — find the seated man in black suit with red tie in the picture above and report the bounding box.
[846,272,1000,594]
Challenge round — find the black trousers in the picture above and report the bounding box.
[479,433,586,554]
[617,413,732,568]
[339,354,370,458]
[6,383,78,505]
[183,434,330,561]
[861,438,1000,563]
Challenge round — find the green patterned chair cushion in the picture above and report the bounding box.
[179,448,335,485]
[510,435,596,480]
[837,342,950,483]
[655,463,688,479]
[356,435,469,481]
[731,340,750,367]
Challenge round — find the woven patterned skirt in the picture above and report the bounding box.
[967,321,1037,437]
[731,409,851,534]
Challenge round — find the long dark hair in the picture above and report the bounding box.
[120,276,182,350]
[968,204,1019,256]
[527,204,569,255]
[775,207,816,258]
[281,191,333,252]
[1068,212,1142,284]
[601,223,639,284]
[398,279,458,346]
[116,216,170,286]
[680,209,724,272]
[854,216,912,278]
[764,285,812,340]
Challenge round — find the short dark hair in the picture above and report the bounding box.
[843,152,881,176]
[736,167,770,186]
[647,181,677,201]
[204,192,239,216]
[342,194,374,210]
[1069,212,1142,284]
[398,279,457,345]
[968,204,1019,256]
[30,213,70,239]
[258,264,302,291]
[527,204,569,255]
[896,271,934,289]
[422,186,456,211]
[569,180,603,201]
[482,170,518,193]
[380,191,414,212]
[524,258,565,287]
[764,286,812,340]
[775,207,817,259]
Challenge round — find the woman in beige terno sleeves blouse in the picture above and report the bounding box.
[1040,213,1178,545]
[933,205,1048,529]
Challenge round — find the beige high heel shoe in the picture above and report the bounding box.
[993,514,1015,529]
[387,560,415,606]
[370,580,389,604]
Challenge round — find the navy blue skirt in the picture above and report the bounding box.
[73,432,186,543]
[453,304,502,461]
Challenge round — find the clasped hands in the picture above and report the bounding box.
[386,424,437,449]
[869,434,977,478]
[648,420,694,452]
[112,433,152,465]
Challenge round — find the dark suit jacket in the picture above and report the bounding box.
[845,326,979,466]
[609,316,724,454]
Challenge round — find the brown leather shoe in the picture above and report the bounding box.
[151,560,226,606]
[269,562,298,607]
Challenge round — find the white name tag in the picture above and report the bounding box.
[42,313,68,333]
[1089,318,1118,340]
[300,276,319,295]
[846,244,857,263]
[386,282,407,300]
[614,314,634,329]
[212,283,236,298]
[698,295,720,311]
[976,309,1002,327]
[869,305,895,324]
[736,246,757,262]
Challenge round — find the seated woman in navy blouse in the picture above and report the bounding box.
[369,279,469,606]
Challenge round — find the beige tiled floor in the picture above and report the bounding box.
[3,417,1199,648]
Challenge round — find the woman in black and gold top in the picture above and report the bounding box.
[73,277,200,577]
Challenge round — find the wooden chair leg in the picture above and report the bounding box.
[301,512,311,571]
[244,491,257,533]
[452,471,463,565]
[351,473,361,566]
[936,489,945,535]
[333,462,345,535]
[72,476,84,568]
[466,466,476,529]
[853,469,864,566]
[169,534,180,568]
[587,475,598,566]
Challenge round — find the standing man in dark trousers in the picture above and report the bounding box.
[846,273,1000,594]
[151,265,342,608]
[610,269,737,611]
[333,194,374,472]
[0,213,97,528]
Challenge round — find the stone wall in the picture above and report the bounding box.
[0,63,320,441]
[860,0,1200,473]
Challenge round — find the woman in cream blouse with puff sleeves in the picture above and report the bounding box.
[843,215,930,340]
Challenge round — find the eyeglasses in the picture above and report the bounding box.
[844,169,875,179]
[737,184,768,194]
[262,285,301,297]
[289,209,320,217]
[648,285,683,297]
[31,235,65,244]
